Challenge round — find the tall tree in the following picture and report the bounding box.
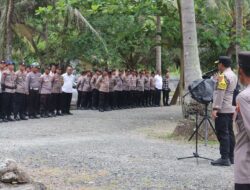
[156,15,162,73]
[6,0,14,59]
[235,0,243,64]
[179,0,202,91]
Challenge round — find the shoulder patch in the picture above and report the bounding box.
[217,74,227,90]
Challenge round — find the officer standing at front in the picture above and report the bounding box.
[234,52,250,190]
[1,60,16,122]
[211,56,237,166]
[25,62,41,119]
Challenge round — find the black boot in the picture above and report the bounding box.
[211,158,231,166]
[7,116,14,122]
[14,115,20,121]
[20,114,28,120]
[230,157,234,165]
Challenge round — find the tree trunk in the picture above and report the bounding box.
[235,0,243,64]
[156,15,162,73]
[6,0,14,60]
[179,0,202,91]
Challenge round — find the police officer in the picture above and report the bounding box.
[144,71,151,107]
[76,71,84,109]
[51,67,63,116]
[0,60,6,122]
[96,70,109,112]
[90,70,100,110]
[234,52,250,190]
[1,60,16,122]
[14,62,28,120]
[136,71,145,107]
[25,62,41,119]
[122,70,130,109]
[129,71,137,108]
[108,70,115,110]
[211,56,237,166]
[81,70,91,110]
[40,66,53,118]
[113,70,123,109]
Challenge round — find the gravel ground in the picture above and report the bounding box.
[0,106,234,190]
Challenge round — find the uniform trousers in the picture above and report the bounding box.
[77,90,83,108]
[144,90,150,106]
[28,89,40,116]
[14,93,26,117]
[113,91,123,108]
[215,113,235,159]
[61,92,72,114]
[92,89,99,109]
[150,90,156,106]
[99,92,109,111]
[50,93,61,113]
[122,91,130,108]
[0,93,3,119]
[2,92,14,118]
[40,94,51,115]
[108,91,115,109]
[81,91,91,109]
[235,184,250,190]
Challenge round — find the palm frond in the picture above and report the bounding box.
[67,6,109,54]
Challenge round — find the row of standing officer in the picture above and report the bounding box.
[76,69,170,112]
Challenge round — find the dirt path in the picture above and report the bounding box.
[0,106,233,190]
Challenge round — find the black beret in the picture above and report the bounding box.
[216,56,231,67]
[238,51,250,68]
[1,60,6,64]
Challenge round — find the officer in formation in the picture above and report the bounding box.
[76,69,171,112]
[211,56,237,166]
[234,52,250,190]
[0,61,65,122]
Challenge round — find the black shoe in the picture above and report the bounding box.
[99,109,104,112]
[91,107,97,110]
[7,117,14,122]
[14,116,20,121]
[67,112,73,115]
[230,157,234,165]
[56,111,63,116]
[3,118,8,122]
[20,115,28,120]
[211,158,231,166]
[34,115,40,119]
[29,115,34,119]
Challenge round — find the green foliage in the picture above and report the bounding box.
[2,0,250,73]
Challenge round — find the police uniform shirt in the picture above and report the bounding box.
[52,73,63,94]
[144,76,150,91]
[25,71,42,93]
[96,75,109,93]
[81,75,91,92]
[114,76,123,91]
[212,68,237,113]
[15,70,27,94]
[77,75,84,91]
[129,75,137,91]
[235,85,250,184]
[1,70,17,93]
[40,74,53,94]
[136,76,145,91]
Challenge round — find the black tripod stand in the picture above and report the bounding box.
[178,103,217,161]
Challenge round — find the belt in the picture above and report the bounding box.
[30,88,39,90]
[5,85,16,90]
